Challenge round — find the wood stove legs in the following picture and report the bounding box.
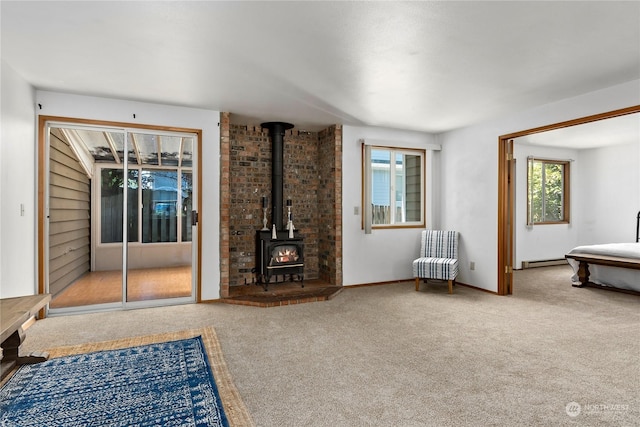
[259,273,304,291]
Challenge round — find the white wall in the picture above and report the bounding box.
[513,144,579,268]
[342,125,439,286]
[34,91,222,300]
[0,60,37,298]
[94,244,192,271]
[576,141,639,245]
[438,79,640,292]
[513,140,638,270]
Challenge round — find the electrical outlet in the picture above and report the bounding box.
[470,261,475,271]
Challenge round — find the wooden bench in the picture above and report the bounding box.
[565,253,640,292]
[1,294,51,380]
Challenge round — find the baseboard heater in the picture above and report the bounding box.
[522,259,567,269]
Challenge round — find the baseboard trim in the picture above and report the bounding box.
[455,282,499,295]
[200,298,224,304]
[522,259,566,269]
[344,279,414,288]
[343,279,499,295]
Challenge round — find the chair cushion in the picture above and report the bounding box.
[413,257,459,280]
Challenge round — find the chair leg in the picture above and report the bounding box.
[415,277,420,291]
[448,279,453,294]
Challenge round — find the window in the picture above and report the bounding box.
[364,146,425,228]
[95,129,195,245]
[100,168,138,243]
[100,166,192,244]
[527,158,570,224]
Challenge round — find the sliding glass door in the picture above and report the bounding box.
[124,130,195,304]
[46,123,197,314]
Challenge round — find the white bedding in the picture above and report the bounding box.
[566,243,640,292]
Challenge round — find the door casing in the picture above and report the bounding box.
[38,115,203,308]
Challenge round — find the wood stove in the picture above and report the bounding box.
[254,121,305,291]
[256,230,304,291]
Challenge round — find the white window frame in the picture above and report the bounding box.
[363,145,426,229]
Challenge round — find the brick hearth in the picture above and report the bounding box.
[222,279,343,307]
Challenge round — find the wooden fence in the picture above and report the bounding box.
[372,204,402,224]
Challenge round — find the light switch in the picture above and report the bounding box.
[354,206,359,215]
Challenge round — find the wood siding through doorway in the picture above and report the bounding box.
[48,128,91,297]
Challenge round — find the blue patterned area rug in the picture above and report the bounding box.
[0,329,248,427]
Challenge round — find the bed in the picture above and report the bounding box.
[565,212,640,294]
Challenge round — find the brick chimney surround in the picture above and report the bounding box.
[219,112,342,299]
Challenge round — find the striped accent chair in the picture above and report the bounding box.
[413,230,459,294]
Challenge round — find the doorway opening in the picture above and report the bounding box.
[497,105,640,295]
[38,116,202,314]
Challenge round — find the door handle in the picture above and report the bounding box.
[191,210,198,226]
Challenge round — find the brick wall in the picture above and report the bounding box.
[219,116,342,294]
[282,128,320,281]
[219,112,231,298]
[318,125,342,285]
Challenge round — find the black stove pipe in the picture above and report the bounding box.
[261,121,294,231]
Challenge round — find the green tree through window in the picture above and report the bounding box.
[527,158,570,224]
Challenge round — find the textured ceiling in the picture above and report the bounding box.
[2,1,639,133]
[515,112,639,150]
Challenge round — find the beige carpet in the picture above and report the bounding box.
[21,265,640,426]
